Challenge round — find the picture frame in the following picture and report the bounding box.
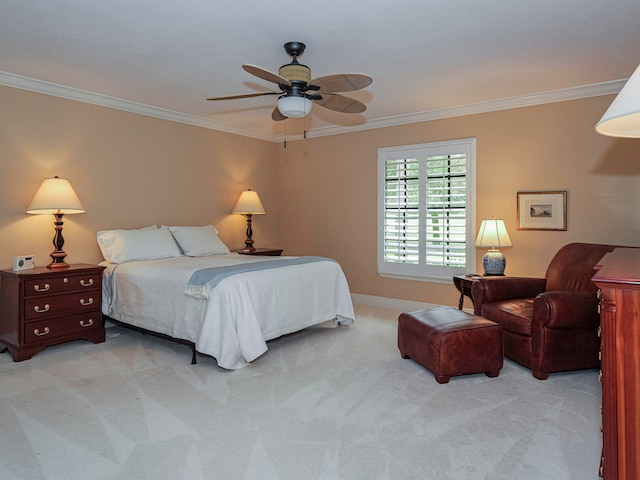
[517,191,567,231]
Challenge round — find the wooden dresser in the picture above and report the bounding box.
[592,248,640,479]
[0,263,105,361]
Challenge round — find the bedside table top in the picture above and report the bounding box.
[1,263,104,277]
[236,248,283,256]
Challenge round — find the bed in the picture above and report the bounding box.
[98,225,355,369]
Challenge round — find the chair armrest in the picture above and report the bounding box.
[472,276,547,316]
[533,291,600,329]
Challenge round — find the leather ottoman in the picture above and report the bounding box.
[398,306,503,384]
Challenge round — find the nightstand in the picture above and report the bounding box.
[236,248,283,256]
[0,264,105,361]
[453,274,480,310]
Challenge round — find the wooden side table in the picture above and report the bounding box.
[237,248,283,256]
[453,275,480,310]
[0,264,105,361]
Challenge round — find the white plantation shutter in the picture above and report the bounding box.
[382,156,420,265]
[378,139,476,282]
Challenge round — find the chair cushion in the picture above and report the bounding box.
[481,298,534,336]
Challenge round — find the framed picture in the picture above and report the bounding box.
[517,191,567,231]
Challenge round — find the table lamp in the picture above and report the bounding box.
[475,218,512,276]
[232,189,266,251]
[26,176,85,269]
[596,63,640,138]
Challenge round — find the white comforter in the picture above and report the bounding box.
[101,254,355,369]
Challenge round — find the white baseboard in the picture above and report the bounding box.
[350,293,444,312]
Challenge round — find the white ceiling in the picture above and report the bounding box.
[1,0,639,141]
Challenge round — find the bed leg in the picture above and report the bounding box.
[191,344,197,365]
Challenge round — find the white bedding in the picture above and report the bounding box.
[101,253,355,369]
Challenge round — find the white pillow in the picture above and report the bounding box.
[168,225,230,256]
[96,226,182,263]
[96,225,155,260]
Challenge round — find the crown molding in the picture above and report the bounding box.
[278,78,627,142]
[0,71,275,142]
[1,70,625,144]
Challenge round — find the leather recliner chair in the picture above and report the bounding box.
[471,242,618,380]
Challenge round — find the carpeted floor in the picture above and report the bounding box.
[0,303,602,480]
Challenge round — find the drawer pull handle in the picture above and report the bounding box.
[80,298,94,306]
[34,283,50,292]
[34,304,50,313]
[80,319,94,328]
[80,279,94,287]
[34,327,50,336]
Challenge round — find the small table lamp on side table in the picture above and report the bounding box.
[232,189,266,252]
[26,176,86,269]
[475,218,512,276]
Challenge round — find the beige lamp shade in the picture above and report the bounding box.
[26,176,86,215]
[475,219,512,248]
[596,64,640,138]
[232,189,266,215]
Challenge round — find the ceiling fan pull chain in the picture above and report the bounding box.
[284,120,287,148]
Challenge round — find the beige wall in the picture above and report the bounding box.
[0,86,279,268]
[276,95,640,307]
[2,85,639,308]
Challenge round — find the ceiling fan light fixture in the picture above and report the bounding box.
[277,95,313,118]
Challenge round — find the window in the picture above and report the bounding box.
[377,138,476,282]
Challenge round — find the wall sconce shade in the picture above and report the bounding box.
[475,219,512,276]
[232,189,266,250]
[596,64,640,138]
[26,176,85,269]
[277,95,313,118]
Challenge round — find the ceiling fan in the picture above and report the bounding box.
[207,41,372,121]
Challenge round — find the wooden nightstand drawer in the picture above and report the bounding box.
[24,290,100,320]
[24,272,101,297]
[24,312,101,344]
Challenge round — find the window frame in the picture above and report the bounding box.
[377,138,476,283]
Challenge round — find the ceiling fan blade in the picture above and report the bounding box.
[310,74,372,93]
[314,94,367,114]
[243,64,292,86]
[271,106,287,121]
[207,91,279,101]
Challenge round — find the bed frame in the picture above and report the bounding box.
[103,315,198,364]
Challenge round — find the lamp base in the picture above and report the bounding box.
[243,213,256,250]
[47,255,70,269]
[47,212,70,269]
[482,249,506,276]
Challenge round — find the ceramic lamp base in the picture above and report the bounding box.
[482,249,506,276]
